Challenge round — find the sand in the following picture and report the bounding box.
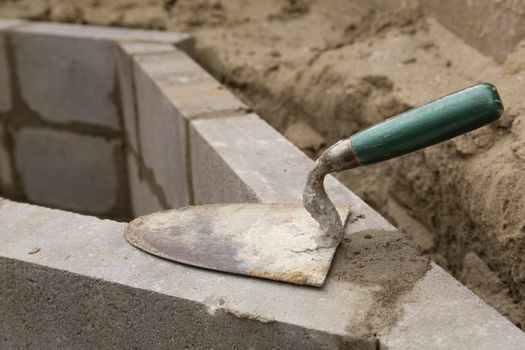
[331,229,430,336]
[1,0,524,328]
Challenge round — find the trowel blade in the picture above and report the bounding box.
[125,203,351,287]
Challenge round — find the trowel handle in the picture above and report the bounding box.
[350,83,504,165]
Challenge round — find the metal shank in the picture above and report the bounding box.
[303,138,360,248]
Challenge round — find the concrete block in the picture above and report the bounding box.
[133,57,189,208]
[127,154,163,217]
[116,42,176,153]
[117,42,187,214]
[12,21,193,48]
[381,263,525,350]
[116,44,138,152]
[190,114,392,232]
[0,199,376,349]
[1,199,524,349]
[118,41,176,56]
[10,28,120,129]
[0,124,14,190]
[14,128,119,215]
[0,19,23,28]
[128,47,247,209]
[0,33,9,113]
[191,119,259,205]
[0,19,24,113]
[133,49,247,120]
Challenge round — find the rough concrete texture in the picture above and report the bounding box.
[129,47,248,211]
[1,258,372,350]
[0,20,193,219]
[116,42,182,217]
[14,128,120,215]
[116,41,176,154]
[134,48,247,119]
[132,53,190,209]
[126,154,163,217]
[0,199,376,349]
[191,116,259,204]
[0,124,14,191]
[380,263,525,350]
[1,197,523,349]
[118,41,180,56]
[0,20,22,113]
[116,43,141,154]
[9,27,120,129]
[9,21,192,47]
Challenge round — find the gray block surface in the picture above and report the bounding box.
[10,29,120,129]
[14,128,119,214]
[12,21,192,45]
[116,42,177,154]
[116,43,139,152]
[0,199,377,349]
[1,257,369,350]
[0,20,21,113]
[0,124,13,190]
[133,56,189,209]
[1,196,523,349]
[127,154,163,216]
[134,49,247,119]
[127,47,249,210]
[381,265,525,349]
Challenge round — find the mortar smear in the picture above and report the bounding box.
[331,229,430,336]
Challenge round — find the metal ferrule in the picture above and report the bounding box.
[317,137,360,174]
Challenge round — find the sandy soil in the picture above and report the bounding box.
[1,0,524,328]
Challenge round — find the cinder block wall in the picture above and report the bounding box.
[0,21,192,220]
[118,42,247,217]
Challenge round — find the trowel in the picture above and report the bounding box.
[125,83,504,287]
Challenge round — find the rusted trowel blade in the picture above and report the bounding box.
[125,203,351,287]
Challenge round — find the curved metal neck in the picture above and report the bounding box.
[303,138,360,248]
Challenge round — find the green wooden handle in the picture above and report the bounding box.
[350,83,504,165]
